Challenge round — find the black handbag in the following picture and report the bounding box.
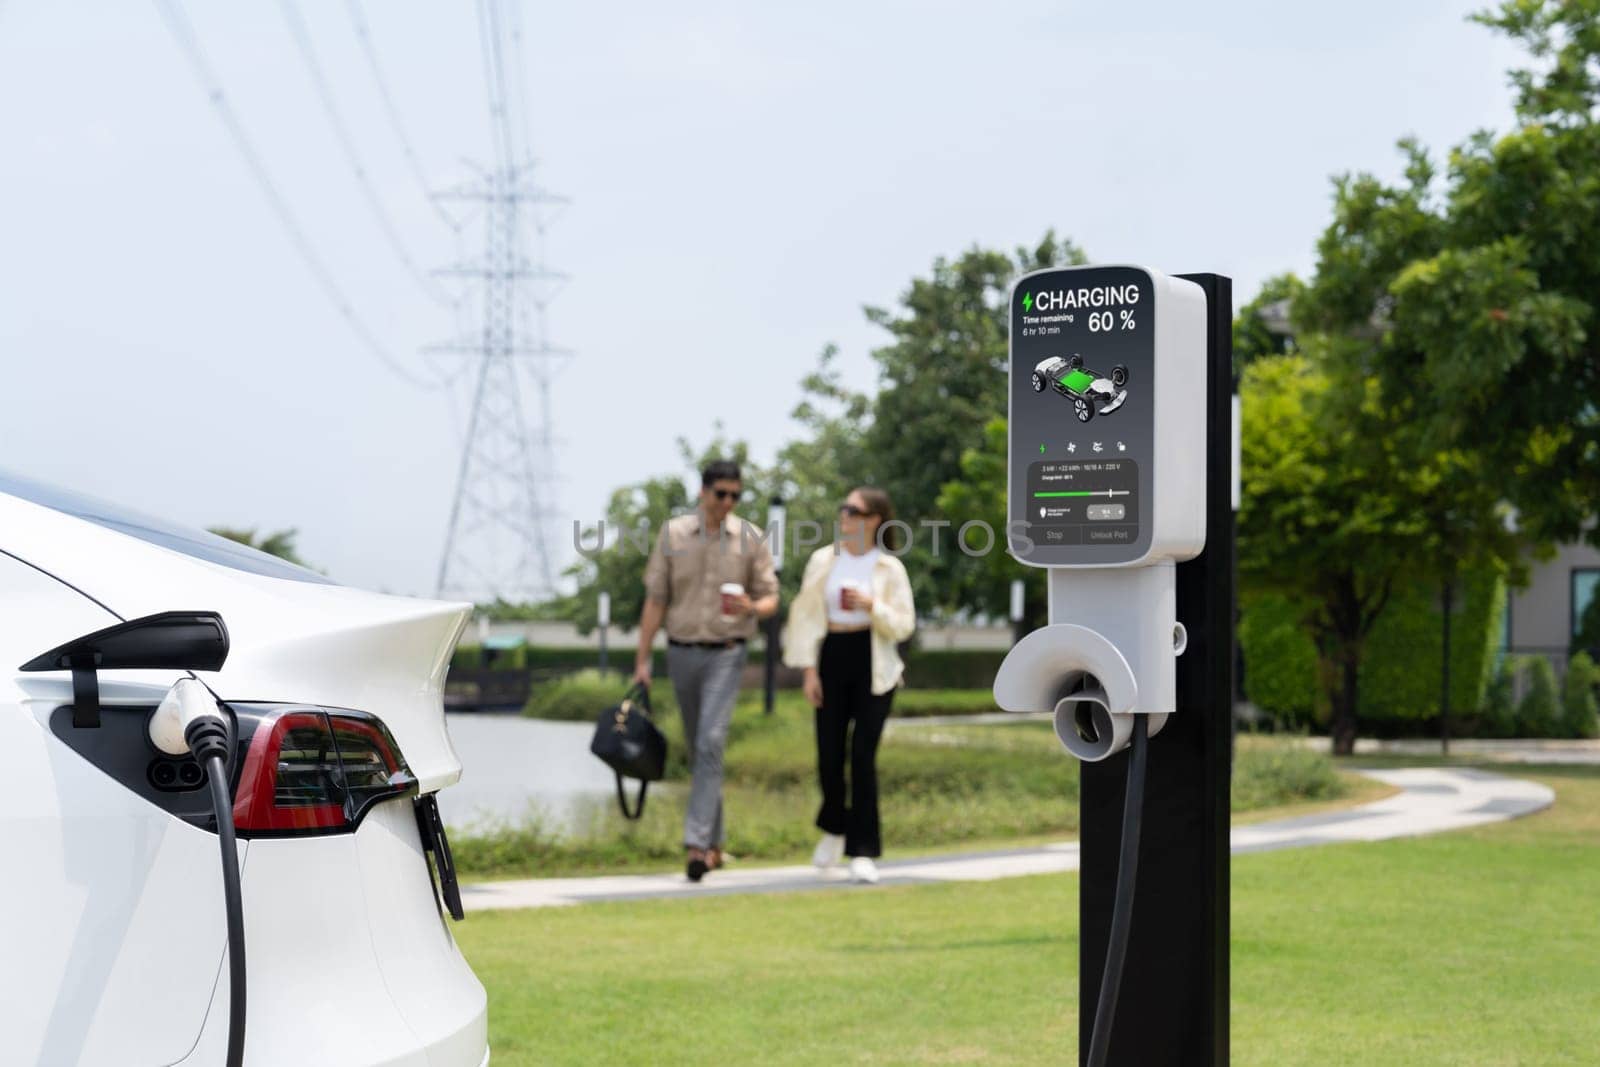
[589,682,667,820]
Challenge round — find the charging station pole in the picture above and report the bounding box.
[1078,273,1232,1065]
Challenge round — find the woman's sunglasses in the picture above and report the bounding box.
[839,503,868,518]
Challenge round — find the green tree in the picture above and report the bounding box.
[557,429,773,635]
[935,418,1045,628]
[1232,272,1303,377]
[1237,353,1449,754]
[768,344,873,601]
[208,526,311,568]
[558,473,690,635]
[864,232,1085,527]
[476,599,569,622]
[861,231,1085,618]
[1289,1,1600,551]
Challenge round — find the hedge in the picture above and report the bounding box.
[453,645,678,675]
[1236,595,1320,725]
[900,648,1008,690]
[523,669,680,722]
[456,642,1011,691]
[1239,571,1505,726]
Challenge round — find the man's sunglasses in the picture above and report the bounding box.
[710,488,743,501]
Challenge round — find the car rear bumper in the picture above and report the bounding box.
[176,797,487,1066]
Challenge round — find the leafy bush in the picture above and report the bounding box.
[1562,652,1599,739]
[1238,574,1504,729]
[1359,573,1503,722]
[453,644,685,675]
[1517,657,1561,738]
[1480,657,1519,737]
[900,649,1008,689]
[891,688,1001,718]
[1231,738,1345,810]
[1238,594,1318,724]
[523,669,680,723]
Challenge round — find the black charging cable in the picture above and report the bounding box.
[1085,714,1149,1067]
[187,715,247,1067]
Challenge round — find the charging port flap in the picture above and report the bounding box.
[414,793,465,921]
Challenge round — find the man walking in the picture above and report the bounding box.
[634,460,779,882]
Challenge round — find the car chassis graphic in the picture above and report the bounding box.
[1032,355,1129,423]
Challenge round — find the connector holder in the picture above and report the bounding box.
[994,565,1182,761]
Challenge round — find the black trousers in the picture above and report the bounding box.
[815,630,894,858]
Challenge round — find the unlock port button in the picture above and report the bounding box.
[1085,504,1126,521]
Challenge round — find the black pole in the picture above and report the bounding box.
[763,591,779,714]
[1441,576,1453,756]
[1078,272,1233,1066]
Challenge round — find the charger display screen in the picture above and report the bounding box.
[1008,266,1155,565]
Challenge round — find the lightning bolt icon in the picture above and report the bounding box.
[1022,293,1033,312]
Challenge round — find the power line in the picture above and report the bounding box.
[343,0,463,233]
[506,0,536,169]
[277,0,452,307]
[151,0,450,391]
[475,0,515,169]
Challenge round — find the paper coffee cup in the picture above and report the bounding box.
[839,580,861,610]
[720,582,744,619]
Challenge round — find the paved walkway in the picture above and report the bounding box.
[460,766,1553,912]
[1303,737,1600,765]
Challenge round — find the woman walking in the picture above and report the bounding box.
[783,487,916,883]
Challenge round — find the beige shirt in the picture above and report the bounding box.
[643,509,779,642]
[782,543,916,695]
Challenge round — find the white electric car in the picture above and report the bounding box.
[0,471,489,1066]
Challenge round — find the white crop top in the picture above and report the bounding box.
[824,547,880,626]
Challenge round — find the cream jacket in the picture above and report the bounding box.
[782,544,916,695]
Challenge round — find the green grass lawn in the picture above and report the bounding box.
[454,697,1351,879]
[455,762,1600,1065]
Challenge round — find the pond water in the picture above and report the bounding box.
[437,712,622,835]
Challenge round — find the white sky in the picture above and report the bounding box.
[0,1,1521,597]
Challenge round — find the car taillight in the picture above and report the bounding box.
[231,706,417,836]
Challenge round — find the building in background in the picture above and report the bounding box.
[1505,540,1600,684]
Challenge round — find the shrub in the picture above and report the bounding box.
[1231,739,1344,811]
[1480,657,1518,737]
[1238,574,1504,730]
[892,689,1000,718]
[900,649,1008,689]
[1562,652,1600,739]
[1517,657,1561,738]
[1359,573,1503,723]
[523,669,679,723]
[1237,594,1318,725]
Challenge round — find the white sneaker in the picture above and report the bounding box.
[812,833,845,869]
[849,856,880,884]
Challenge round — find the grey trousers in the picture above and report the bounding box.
[665,642,744,849]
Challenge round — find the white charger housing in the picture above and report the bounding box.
[995,265,1207,760]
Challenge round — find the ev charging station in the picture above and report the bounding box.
[996,266,1233,1066]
